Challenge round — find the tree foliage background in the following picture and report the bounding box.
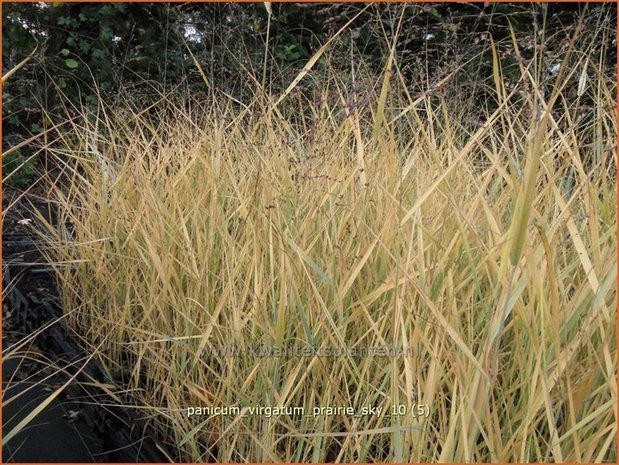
[2,2,615,187]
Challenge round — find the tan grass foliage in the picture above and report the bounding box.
[33,21,616,463]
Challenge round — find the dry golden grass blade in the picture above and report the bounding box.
[179,34,211,89]
[372,8,405,139]
[28,11,616,460]
[507,111,546,267]
[399,98,509,227]
[271,4,370,109]
[2,348,102,446]
[1,44,38,83]
[342,93,368,189]
[535,223,562,360]
[551,183,605,310]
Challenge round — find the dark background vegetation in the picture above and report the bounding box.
[2,2,615,188]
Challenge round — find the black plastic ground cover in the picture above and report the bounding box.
[3,231,177,462]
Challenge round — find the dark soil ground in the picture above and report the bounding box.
[2,187,106,462]
[3,187,176,462]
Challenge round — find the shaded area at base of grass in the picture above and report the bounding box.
[2,353,102,463]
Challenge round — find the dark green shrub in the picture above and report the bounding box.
[2,150,38,189]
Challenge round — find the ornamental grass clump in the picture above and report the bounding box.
[36,23,615,463]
